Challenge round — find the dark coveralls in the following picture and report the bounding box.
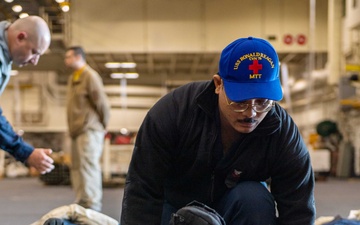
[121,81,315,225]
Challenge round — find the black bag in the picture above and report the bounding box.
[323,216,360,225]
[43,218,65,225]
[169,201,226,225]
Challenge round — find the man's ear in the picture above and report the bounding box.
[17,32,27,41]
[213,74,222,94]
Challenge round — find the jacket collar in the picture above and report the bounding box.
[0,21,12,95]
[0,21,11,64]
[195,80,218,118]
[71,64,89,84]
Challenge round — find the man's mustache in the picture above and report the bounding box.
[240,118,256,123]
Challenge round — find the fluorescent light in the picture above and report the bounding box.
[60,2,70,12]
[55,0,65,3]
[119,62,136,68]
[4,0,14,3]
[10,70,19,76]
[105,62,122,68]
[12,5,22,13]
[19,13,29,18]
[111,73,139,79]
[105,62,136,69]
[61,5,69,12]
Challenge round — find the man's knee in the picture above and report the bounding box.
[216,181,277,224]
[226,181,273,206]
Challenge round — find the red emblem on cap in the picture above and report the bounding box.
[249,60,263,74]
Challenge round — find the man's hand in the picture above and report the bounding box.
[26,148,55,174]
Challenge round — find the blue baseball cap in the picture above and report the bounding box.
[219,36,283,102]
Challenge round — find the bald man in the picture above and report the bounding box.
[0,16,54,174]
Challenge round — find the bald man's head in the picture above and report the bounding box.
[7,16,51,67]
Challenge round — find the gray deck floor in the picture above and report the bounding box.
[0,177,359,225]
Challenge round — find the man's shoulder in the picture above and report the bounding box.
[173,81,212,96]
[83,65,99,75]
[179,80,211,89]
[82,65,102,80]
[154,81,210,108]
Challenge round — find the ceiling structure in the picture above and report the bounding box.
[2,0,328,98]
[0,0,64,33]
[23,50,327,90]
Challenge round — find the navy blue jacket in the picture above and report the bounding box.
[121,81,315,225]
[0,21,34,162]
[0,109,34,162]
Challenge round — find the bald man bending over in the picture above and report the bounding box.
[0,16,54,174]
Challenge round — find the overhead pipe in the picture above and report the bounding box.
[305,0,316,113]
[281,63,293,114]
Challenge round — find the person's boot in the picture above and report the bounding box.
[43,218,64,225]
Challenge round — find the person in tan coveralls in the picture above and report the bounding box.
[65,46,110,212]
